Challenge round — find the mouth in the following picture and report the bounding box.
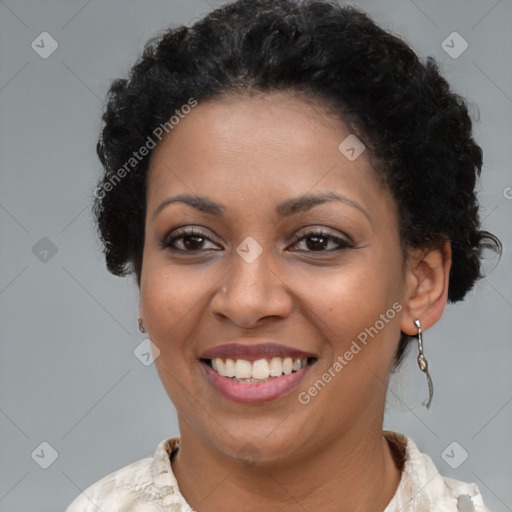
[201,356,317,383]
[199,343,318,403]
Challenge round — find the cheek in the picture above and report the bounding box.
[140,253,216,335]
[293,265,404,418]
[140,260,209,407]
[286,253,405,398]
[290,254,403,334]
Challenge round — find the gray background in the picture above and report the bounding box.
[0,0,510,510]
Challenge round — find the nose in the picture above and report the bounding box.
[210,243,293,328]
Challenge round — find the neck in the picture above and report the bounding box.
[172,419,402,512]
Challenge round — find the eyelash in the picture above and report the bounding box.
[160,227,353,254]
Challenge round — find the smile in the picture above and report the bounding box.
[199,343,317,403]
[204,356,313,382]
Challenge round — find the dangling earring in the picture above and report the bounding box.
[414,319,433,409]
[138,318,146,333]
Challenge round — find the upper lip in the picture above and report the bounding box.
[200,342,316,361]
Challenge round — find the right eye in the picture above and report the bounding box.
[160,228,222,253]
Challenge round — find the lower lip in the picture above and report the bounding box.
[201,362,313,404]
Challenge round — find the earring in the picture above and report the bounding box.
[138,318,146,333]
[414,319,433,409]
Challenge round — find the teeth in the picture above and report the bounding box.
[252,359,270,379]
[225,358,235,377]
[234,359,252,379]
[211,356,309,380]
[269,357,283,377]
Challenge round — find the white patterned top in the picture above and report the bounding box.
[66,431,493,512]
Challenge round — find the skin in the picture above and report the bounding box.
[139,92,452,512]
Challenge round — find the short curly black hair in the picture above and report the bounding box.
[93,0,501,369]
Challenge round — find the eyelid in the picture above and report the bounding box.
[160,226,222,251]
[288,228,353,252]
[291,225,353,244]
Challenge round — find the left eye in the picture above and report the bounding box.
[289,231,352,252]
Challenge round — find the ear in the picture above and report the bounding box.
[138,302,144,322]
[400,240,452,335]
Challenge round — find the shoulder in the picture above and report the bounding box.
[384,430,495,512]
[65,437,193,512]
[65,456,153,512]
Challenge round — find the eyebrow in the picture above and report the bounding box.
[152,191,371,223]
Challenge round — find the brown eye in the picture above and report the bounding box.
[179,234,207,251]
[289,230,353,252]
[160,228,221,252]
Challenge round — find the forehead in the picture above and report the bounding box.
[146,92,390,219]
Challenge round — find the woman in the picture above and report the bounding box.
[66,0,501,510]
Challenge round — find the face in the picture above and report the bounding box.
[140,92,409,463]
